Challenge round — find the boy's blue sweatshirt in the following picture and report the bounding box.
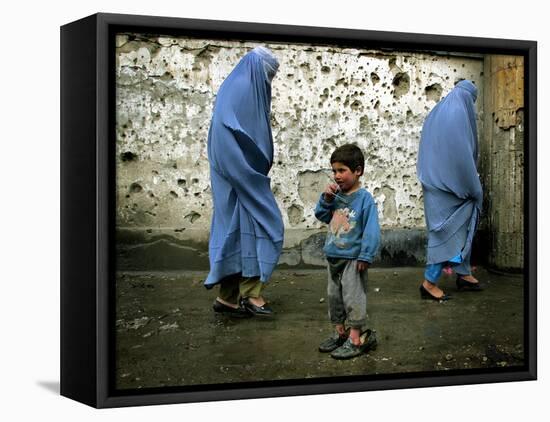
[314,188,380,263]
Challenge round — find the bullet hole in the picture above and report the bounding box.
[392,72,410,98]
[152,170,159,175]
[121,152,137,162]
[350,100,362,110]
[191,178,199,184]
[160,71,174,81]
[360,115,369,132]
[184,211,201,223]
[129,183,143,193]
[177,179,186,187]
[174,228,186,232]
[287,204,304,226]
[374,100,380,109]
[321,65,331,73]
[170,191,178,198]
[425,83,443,102]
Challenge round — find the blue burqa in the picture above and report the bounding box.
[205,47,284,288]
[417,80,483,265]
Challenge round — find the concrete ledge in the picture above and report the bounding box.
[116,228,445,271]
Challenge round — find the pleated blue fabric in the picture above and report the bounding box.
[205,47,283,287]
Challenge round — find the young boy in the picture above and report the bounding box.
[314,144,381,360]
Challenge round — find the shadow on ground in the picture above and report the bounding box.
[36,381,59,395]
[115,267,524,389]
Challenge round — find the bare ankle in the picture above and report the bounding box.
[335,324,347,336]
[349,328,361,345]
[247,296,266,307]
[423,280,436,290]
[460,274,478,283]
[216,297,238,309]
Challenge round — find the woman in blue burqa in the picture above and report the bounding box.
[204,46,283,317]
[417,80,484,301]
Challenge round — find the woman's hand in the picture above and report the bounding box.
[323,183,339,202]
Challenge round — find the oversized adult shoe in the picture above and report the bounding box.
[319,332,349,353]
[330,329,377,360]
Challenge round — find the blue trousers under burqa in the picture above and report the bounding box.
[417,80,483,284]
[204,47,284,300]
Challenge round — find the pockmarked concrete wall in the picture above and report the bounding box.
[115,34,484,269]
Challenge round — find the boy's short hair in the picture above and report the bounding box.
[330,144,365,176]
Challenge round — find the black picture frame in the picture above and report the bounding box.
[60,12,537,408]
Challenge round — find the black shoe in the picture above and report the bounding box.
[456,276,484,291]
[419,284,451,301]
[330,329,378,360]
[241,298,274,317]
[319,332,349,353]
[213,300,252,318]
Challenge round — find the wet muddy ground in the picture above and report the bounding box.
[115,267,524,390]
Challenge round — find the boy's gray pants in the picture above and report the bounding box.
[326,258,368,330]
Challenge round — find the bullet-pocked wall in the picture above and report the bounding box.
[115,34,484,270]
